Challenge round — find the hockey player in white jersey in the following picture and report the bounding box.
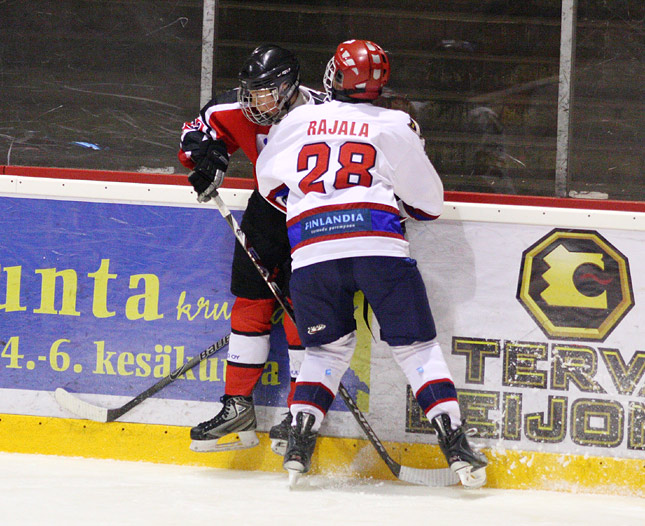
[256,39,487,488]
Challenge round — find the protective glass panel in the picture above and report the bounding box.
[569,1,644,201]
[214,1,563,195]
[2,1,642,201]
[0,0,201,174]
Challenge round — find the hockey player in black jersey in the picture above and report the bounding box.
[179,45,323,454]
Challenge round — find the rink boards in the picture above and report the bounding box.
[0,168,644,497]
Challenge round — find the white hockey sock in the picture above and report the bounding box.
[288,347,305,379]
[297,332,356,395]
[227,333,270,364]
[391,339,462,428]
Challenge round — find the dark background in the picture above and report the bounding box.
[1,0,643,200]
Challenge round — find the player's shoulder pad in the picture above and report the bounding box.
[214,89,238,105]
[407,117,423,138]
[200,89,238,115]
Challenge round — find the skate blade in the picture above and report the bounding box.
[283,458,306,489]
[270,438,287,456]
[452,462,487,489]
[190,430,259,453]
[287,469,301,489]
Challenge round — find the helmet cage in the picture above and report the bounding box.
[322,57,337,101]
[238,62,299,125]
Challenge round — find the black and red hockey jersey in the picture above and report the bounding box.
[179,87,323,185]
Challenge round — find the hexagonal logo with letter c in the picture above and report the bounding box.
[517,229,634,341]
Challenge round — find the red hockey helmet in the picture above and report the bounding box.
[323,40,390,101]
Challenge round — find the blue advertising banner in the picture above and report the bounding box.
[0,195,366,412]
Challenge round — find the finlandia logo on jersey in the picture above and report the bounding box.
[302,209,371,239]
[517,228,634,341]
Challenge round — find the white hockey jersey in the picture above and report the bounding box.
[256,99,443,269]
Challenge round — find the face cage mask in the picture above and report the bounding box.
[238,82,296,126]
[322,57,336,102]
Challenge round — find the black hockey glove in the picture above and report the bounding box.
[188,140,229,201]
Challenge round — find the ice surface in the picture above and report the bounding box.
[0,452,642,526]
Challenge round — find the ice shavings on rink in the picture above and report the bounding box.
[0,452,643,526]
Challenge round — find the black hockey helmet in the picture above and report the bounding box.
[237,45,301,125]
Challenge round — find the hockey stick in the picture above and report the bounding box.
[55,334,230,422]
[208,186,458,487]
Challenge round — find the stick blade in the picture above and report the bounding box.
[397,465,460,487]
[55,388,110,422]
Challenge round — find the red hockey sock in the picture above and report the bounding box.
[224,362,264,397]
[287,378,297,406]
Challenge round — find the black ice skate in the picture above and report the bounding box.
[431,413,488,488]
[189,395,259,452]
[269,411,292,456]
[283,412,318,488]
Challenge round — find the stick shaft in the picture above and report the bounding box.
[107,335,229,420]
[56,335,230,422]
